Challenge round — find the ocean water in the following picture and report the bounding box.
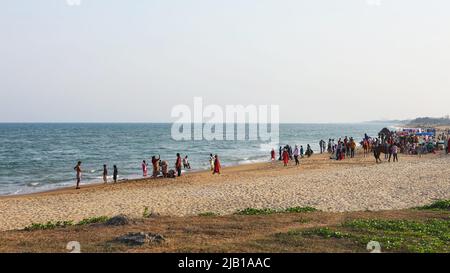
[0,123,388,195]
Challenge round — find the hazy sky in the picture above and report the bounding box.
[1,0,449,123]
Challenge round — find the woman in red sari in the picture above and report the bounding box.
[271,149,276,161]
[213,155,221,175]
[282,148,289,166]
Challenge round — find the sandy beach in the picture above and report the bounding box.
[0,152,449,231]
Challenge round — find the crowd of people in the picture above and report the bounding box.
[326,137,357,160]
[73,153,222,189]
[73,128,450,189]
[361,129,450,161]
[272,143,315,166]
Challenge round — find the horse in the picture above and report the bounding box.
[373,144,390,164]
[362,140,371,157]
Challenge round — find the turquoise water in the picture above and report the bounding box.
[0,123,388,195]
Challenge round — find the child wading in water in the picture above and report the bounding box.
[142,160,148,177]
[102,164,108,184]
[183,155,191,169]
[113,165,118,183]
[213,155,221,175]
[74,161,82,189]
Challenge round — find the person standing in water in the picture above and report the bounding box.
[142,160,148,177]
[209,154,215,171]
[102,164,108,184]
[74,161,82,189]
[113,165,118,183]
[183,155,191,169]
[213,154,221,175]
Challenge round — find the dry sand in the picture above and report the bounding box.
[0,152,449,231]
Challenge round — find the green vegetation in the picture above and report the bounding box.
[76,216,110,226]
[24,216,110,231]
[284,207,317,213]
[143,206,150,218]
[418,200,450,211]
[235,207,318,215]
[236,208,278,215]
[344,219,450,253]
[282,218,450,253]
[288,227,349,239]
[24,221,74,231]
[198,212,219,217]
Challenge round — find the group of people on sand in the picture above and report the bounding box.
[366,129,450,163]
[327,137,357,160]
[73,152,222,189]
[74,161,119,190]
[142,154,190,179]
[272,144,313,167]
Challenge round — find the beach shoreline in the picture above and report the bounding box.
[1,151,449,231]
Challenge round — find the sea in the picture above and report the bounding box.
[0,123,390,195]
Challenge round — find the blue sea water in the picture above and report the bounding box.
[0,123,388,195]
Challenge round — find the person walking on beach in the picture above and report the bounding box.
[282,148,290,166]
[300,145,304,158]
[142,160,149,177]
[102,164,108,184]
[209,154,215,171]
[113,165,118,183]
[293,145,300,166]
[350,138,356,158]
[392,143,399,162]
[279,146,282,161]
[213,155,221,175]
[74,161,82,189]
[175,153,182,177]
[271,148,276,161]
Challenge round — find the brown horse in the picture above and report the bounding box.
[373,144,390,163]
[362,141,371,157]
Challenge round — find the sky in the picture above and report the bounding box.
[0,0,449,123]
